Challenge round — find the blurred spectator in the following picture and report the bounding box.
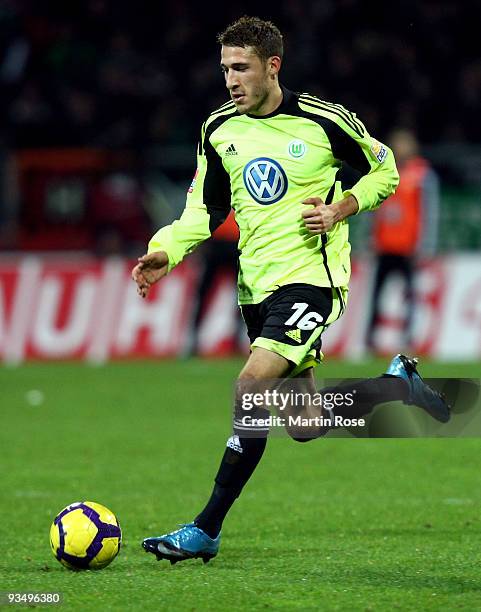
[90,171,150,256]
[0,1,479,149]
[366,128,440,353]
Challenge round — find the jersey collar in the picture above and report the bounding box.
[246,85,294,119]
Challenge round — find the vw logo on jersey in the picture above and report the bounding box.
[243,157,288,205]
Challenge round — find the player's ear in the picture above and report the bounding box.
[267,56,281,78]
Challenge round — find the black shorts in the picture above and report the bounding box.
[240,283,346,374]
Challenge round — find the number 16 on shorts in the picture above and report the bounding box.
[284,302,324,330]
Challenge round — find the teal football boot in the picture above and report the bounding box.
[142,523,220,564]
[386,354,450,423]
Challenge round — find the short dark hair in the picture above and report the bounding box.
[217,16,283,61]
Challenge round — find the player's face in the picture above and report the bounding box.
[221,46,280,116]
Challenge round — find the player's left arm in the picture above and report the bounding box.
[303,111,399,234]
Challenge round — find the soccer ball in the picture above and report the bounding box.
[50,501,121,570]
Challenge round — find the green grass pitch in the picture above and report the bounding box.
[2,358,481,610]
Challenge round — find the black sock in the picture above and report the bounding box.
[194,436,267,538]
[327,374,409,421]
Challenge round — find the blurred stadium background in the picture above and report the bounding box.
[0,0,480,363]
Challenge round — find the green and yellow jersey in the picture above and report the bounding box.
[148,87,399,305]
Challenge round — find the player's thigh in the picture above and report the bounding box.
[238,346,290,380]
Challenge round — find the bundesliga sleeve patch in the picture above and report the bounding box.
[370,138,388,163]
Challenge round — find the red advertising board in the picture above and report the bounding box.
[0,255,480,363]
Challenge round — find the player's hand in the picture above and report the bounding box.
[302,197,338,234]
[131,251,169,298]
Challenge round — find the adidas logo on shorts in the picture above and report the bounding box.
[285,328,302,343]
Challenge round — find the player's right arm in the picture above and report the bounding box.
[132,121,231,297]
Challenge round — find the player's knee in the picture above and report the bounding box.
[286,428,328,442]
[235,371,267,415]
[237,370,260,383]
[291,436,315,443]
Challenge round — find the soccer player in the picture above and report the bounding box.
[132,16,449,564]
